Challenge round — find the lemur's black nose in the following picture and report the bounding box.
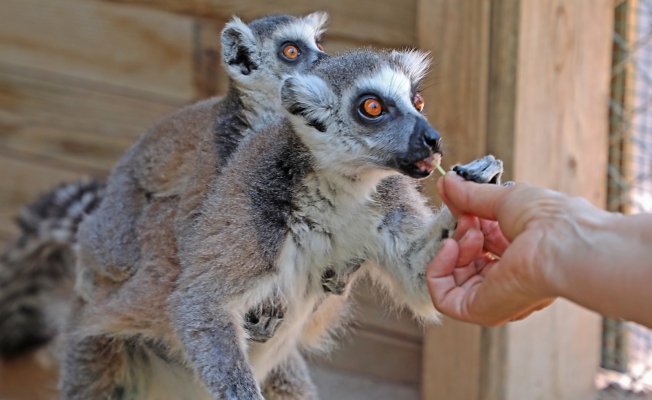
[415,117,442,154]
[424,127,442,153]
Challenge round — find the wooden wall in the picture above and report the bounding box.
[0,0,614,399]
[0,0,424,396]
[419,1,613,399]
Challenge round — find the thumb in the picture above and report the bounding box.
[440,172,514,222]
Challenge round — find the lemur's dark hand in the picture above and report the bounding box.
[244,298,285,343]
[453,155,504,185]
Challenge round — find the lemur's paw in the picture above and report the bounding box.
[503,181,515,187]
[321,268,347,295]
[244,299,285,343]
[453,155,503,185]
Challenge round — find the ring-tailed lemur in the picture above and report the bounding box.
[0,12,330,360]
[60,48,504,400]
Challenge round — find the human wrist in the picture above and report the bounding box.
[549,205,652,313]
[541,200,620,300]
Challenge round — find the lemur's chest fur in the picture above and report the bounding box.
[283,169,394,285]
[236,127,398,380]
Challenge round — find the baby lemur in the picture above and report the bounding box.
[61,41,504,399]
[0,12,330,360]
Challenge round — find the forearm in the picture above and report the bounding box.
[554,212,652,327]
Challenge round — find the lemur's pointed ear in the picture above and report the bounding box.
[281,74,336,133]
[303,11,329,37]
[221,17,260,77]
[390,50,431,84]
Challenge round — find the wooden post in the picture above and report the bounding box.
[417,1,491,398]
[419,1,613,399]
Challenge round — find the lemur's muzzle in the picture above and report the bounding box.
[397,117,444,179]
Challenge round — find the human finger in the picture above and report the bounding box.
[426,239,485,320]
[453,263,478,286]
[479,219,510,256]
[440,172,514,222]
[426,239,461,304]
[436,176,461,217]
[451,214,480,241]
[457,247,548,326]
[455,228,484,267]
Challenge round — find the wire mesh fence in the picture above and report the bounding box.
[599,0,652,398]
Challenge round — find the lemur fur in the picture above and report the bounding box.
[60,48,505,400]
[0,12,330,360]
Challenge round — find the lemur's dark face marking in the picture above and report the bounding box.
[280,50,445,180]
[350,89,442,179]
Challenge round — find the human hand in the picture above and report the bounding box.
[425,173,594,326]
[427,212,555,326]
[428,171,652,328]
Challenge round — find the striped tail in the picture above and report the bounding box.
[0,179,105,359]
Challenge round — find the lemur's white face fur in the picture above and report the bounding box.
[280,50,442,181]
[221,12,328,95]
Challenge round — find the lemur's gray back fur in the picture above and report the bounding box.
[59,42,505,400]
[0,12,329,361]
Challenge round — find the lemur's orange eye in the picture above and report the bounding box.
[316,42,324,52]
[361,98,383,118]
[413,93,424,112]
[282,44,300,60]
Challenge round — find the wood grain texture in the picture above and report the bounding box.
[0,66,178,172]
[502,2,613,398]
[608,0,638,214]
[0,0,196,101]
[417,1,490,398]
[422,319,482,400]
[504,301,602,400]
[314,324,422,385]
[354,284,423,342]
[486,0,520,182]
[478,325,507,400]
[0,352,58,400]
[416,0,492,202]
[513,0,612,206]
[193,19,229,99]
[477,3,522,397]
[88,0,418,48]
[0,154,86,241]
[419,1,612,399]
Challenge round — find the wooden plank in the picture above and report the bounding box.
[0,155,86,244]
[500,1,613,398]
[620,0,639,216]
[504,301,602,400]
[478,325,507,400]
[89,0,418,48]
[513,0,612,207]
[0,66,178,172]
[315,326,422,385]
[417,1,491,399]
[0,352,58,400]
[422,319,482,400]
[416,0,492,202]
[319,38,392,55]
[193,19,229,98]
[486,0,520,182]
[353,283,423,342]
[420,1,612,399]
[0,0,196,102]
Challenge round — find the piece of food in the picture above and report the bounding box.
[430,153,446,176]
